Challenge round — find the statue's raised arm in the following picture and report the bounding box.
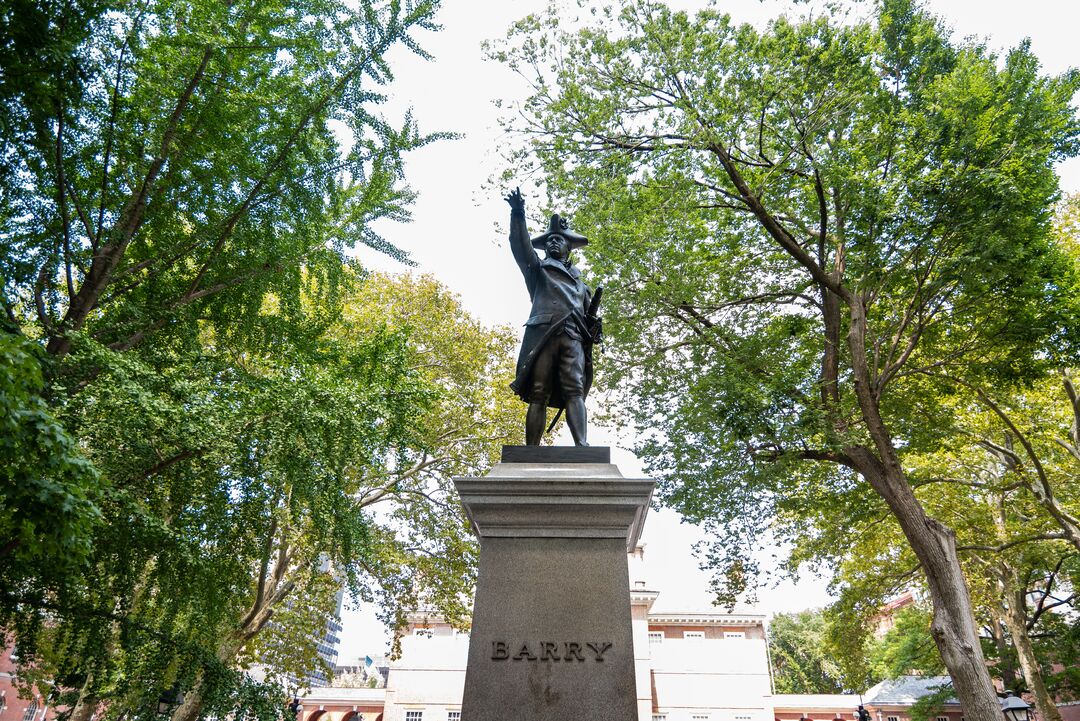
[505,187,538,278]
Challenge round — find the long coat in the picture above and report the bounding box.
[507,212,594,409]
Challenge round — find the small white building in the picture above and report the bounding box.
[374,545,772,721]
[380,614,469,721]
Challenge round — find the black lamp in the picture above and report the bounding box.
[289,697,303,718]
[157,685,185,715]
[1001,692,1033,721]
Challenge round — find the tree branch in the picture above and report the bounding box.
[48,43,216,357]
[957,533,1066,554]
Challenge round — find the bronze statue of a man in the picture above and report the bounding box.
[505,187,601,446]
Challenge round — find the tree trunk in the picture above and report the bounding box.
[846,299,1002,721]
[999,564,1063,721]
[169,574,285,721]
[988,616,1018,690]
[67,693,98,721]
[169,632,252,721]
[876,481,1003,721]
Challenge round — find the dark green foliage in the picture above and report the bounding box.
[769,609,845,694]
[870,606,946,680]
[0,329,100,630]
[1040,613,1080,699]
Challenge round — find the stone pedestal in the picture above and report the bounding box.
[454,448,654,721]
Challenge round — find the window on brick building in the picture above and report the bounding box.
[405,711,424,721]
[725,631,746,639]
[691,714,710,720]
[887,716,899,721]
[448,712,461,721]
[652,715,667,721]
[648,631,664,644]
[684,631,705,639]
[23,700,38,721]
[937,716,948,721]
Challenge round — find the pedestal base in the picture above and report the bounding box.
[455,450,653,721]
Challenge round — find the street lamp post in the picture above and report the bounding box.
[157,685,185,715]
[1001,692,1033,721]
[289,697,303,720]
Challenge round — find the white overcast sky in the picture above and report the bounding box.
[335,0,1080,662]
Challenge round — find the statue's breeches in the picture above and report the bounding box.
[528,333,586,403]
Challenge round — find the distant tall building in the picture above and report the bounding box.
[250,568,346,689]
[307,585,345,686]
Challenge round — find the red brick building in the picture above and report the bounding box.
[0,644,59,721]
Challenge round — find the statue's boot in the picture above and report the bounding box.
[566,396,589,446]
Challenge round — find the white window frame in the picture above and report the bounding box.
[652,715,668,721]
[22,700,39,721]
[887,716,899,721]
[447,712,461,721]
[648,631,664,644]
[724,631,746,639]
[937,716,948,721]
[405,711,424,721]
[691,714,710,721]
[683,630,705,639]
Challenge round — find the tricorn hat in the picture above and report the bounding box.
[531,214,588,249]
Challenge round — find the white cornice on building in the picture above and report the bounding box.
[647,612,766,626]
[405,609,447,625]
[630,588,660,610]
[301,687,386,703]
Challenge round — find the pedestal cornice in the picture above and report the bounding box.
[454,458,654,552]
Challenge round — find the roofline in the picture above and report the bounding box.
[300,688,386,701]
[647,612,765,625]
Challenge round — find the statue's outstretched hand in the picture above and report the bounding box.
[505,187,525,214]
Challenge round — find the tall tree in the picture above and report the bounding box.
[0,0,493,714]
[491,2,1080,719]
[1,0,444,601]
[869,605,946,680]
